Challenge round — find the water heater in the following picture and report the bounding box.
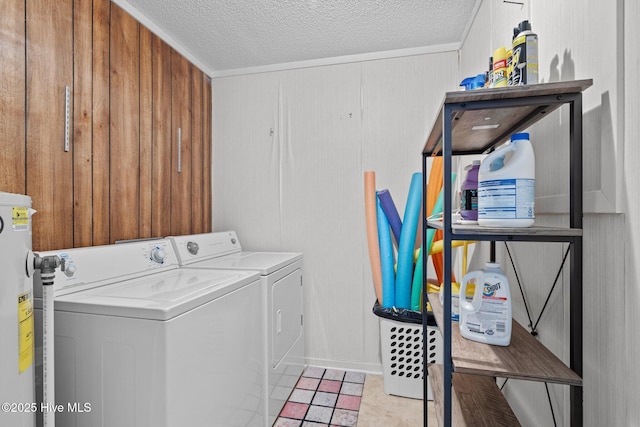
[0,191,35,427]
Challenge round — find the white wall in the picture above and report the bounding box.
[460,0,632,426]
[624,1,640,426]
[212,53,460,371]
[211,0,638,424]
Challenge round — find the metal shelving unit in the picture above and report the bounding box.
[420,80,593,426]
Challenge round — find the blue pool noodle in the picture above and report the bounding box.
[377,198,395,308]
[395,173,422,309]
[377,189,402,247]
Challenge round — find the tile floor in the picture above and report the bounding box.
[274,366,366,427]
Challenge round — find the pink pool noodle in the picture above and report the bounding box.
[364,171,383,305]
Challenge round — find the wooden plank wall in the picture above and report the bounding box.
[170,52,192,236]
[92,0,112,247]
[0,0,212,251]
[73,0,95,248]
[202,76,212,233]
[110,5,141,243]
[150,35,173,239]
[25,0,74,250]
[0,0,26,195]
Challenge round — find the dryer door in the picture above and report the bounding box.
[271,268,303,367]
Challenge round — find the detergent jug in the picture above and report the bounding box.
[459,262,512,346]
[478,132,535,227]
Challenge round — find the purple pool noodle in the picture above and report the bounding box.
[377,189,402,247]
[377,198,395,308]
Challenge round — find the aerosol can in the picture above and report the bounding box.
[511,20,538,85]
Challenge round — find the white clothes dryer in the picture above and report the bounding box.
[169,231,305,426]
[34,239,265,427]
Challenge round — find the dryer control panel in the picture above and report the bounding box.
[34,239,178,297]
[169,231,242,265]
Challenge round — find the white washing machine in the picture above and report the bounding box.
[169,231,305,426]
[34,238,265,427]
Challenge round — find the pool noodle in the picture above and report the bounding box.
[426,157,443,216]
[377,189,402,247]
[430,239,476,255]
[377,198,395,308]
[364,171,383,305]
[426,158,446,286]
[414,203,423,250]
[410,173,456,310]
[410,193,442,310]
[395,172,422,309]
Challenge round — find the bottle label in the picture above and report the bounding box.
[461,189,478,211]
[511,34,539,85]
[463,278,509,338]
[478,178,535,220]
[493,58,508,87]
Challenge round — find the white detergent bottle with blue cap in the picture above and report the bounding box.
[478,132,535,227]
[459,262,512,346]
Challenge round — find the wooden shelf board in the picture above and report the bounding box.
[429,364,521,426]
[428,293,582,386]
[423,79,593,156]
[426,220,582,239]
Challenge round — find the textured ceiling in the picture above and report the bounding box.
[118,0,480,76]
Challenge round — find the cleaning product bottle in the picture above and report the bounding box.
[511,20,538,85]
[459,262,512,346]
[478,132,535,227]
[460,160,480,222]
[492,47,508,88]
[508,26,519,86]
[506,48,513,85]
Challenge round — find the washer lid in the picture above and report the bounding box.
[54,268,260,320]
[188,251,302,275]
[0,191,31,206]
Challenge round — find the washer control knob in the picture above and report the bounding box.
[63,262,76,277]
[187,241,199,255]
[150,247,166,264]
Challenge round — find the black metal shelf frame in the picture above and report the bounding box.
[421,92,584,427]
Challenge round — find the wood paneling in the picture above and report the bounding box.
[109,4,140,242]
[0,0,26,194]
[170,51,192,235]
[151,34,172,238]
[26,0,74,251]
[92,0,111,246]
[2,0,211,248]
[139,26,153,238]
[191,65,204,233]
[202,75,212,232]
[73,0,94,248]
